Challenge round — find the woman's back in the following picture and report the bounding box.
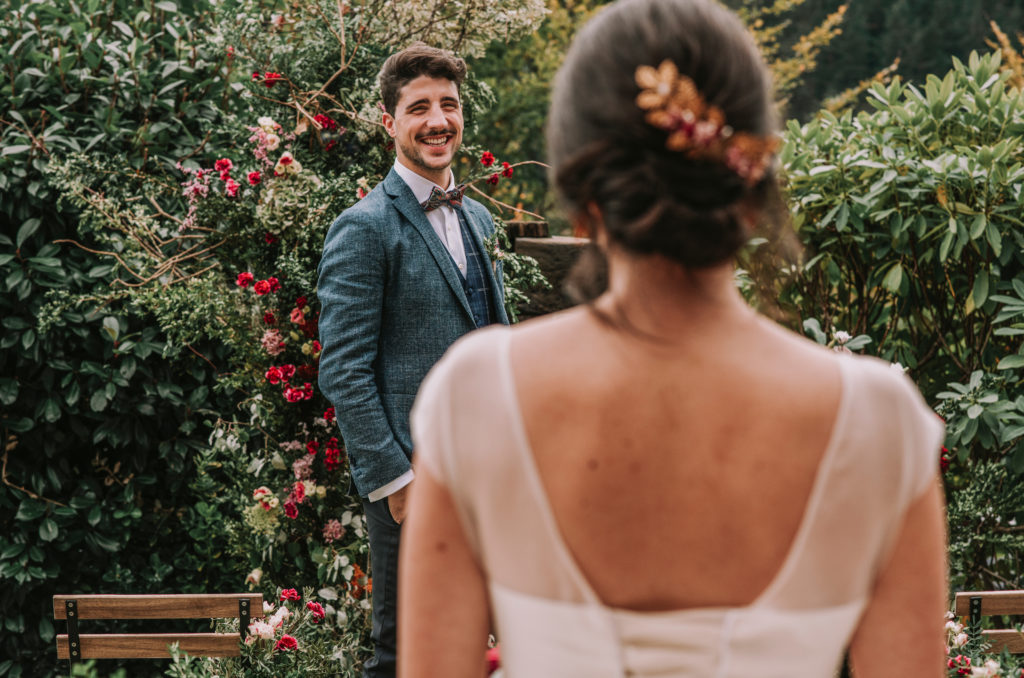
[409,309,943,676]
[508,304,842,611]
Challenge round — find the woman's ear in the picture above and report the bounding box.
[576,203,609,248]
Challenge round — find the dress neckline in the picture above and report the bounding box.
[497,327,852,613]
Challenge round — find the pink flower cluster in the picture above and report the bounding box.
[261,329,286,356]
[322,519,345,543]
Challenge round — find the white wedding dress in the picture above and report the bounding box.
[410,326,943,677]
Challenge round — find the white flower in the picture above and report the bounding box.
[258,116,278,133]
[274,151,301,176]
[954,632,969,647]
[833,330,851,344]
[248,620,275,640]
[971,659,1002,677]
[946,620,963,633]
[269,606,291,628]
[245,568,262,586]
[263,601,275,614]
[264,133,281,151]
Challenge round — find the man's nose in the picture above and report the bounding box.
[426,103,448,129]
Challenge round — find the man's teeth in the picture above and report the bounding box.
[422,137,448,146]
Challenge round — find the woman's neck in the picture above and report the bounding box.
[594,248,755,343]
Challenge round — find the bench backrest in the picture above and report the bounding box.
[53,593,263,664]
[954,590,1024,653]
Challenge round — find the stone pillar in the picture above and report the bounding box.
[513,235,590,319]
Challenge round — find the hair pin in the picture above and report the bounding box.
[635,60,778,185]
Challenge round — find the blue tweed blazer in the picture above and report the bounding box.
[317,168,509,497]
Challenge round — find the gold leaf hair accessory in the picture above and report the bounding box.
[635,60,778,185]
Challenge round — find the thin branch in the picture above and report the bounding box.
[2,443,69,508]
[467,184,544,220]
[185,343,218,371]
[147,195,184,226]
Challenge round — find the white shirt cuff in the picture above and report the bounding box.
[367,469,415,502]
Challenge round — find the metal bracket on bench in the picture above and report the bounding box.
[65,599,81,666]
[970,596,982,627]
[239,598,251,640]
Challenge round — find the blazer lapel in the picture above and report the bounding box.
[383,169,474,321]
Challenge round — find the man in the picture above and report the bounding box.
[317,42,509,678]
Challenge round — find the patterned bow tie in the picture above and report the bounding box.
[421,184,466,212]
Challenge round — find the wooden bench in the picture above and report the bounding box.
[53,593,262,672]
[954,590,1024,653]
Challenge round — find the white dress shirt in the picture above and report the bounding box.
[366,160,468,503]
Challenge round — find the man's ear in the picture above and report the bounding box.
[382,111,397,138]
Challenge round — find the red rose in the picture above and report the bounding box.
[487,173,499,185]
[268,277,281,291]
[486,645,500,673]
[236,272,254,288]
[325,139,337,152]
[265,366,283,384]
[291,481,306,503]
[263,311,276,325]
[284,500,298,518]
[274,634,298,651]
[306,440,319,455]
[290,308,305,324]
[264,232,278,244]
[306,601,325,622]
[501,161,513,178]
[284,387,303,402]
[280,588,300,601]
[323,407,335,423]
[280,364,296,379]
[264,71,282,87]
[214,158,233,173]
[480,151,495,167]
[253,280,271,295]
[248,171,262,185]
[225,178,239,197]
[295,296,307,308]
[357,187,367,200]
[312,340,321,353]
[313,113,337,131]
[302,382,314,400]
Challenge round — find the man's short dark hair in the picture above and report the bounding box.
[379,42,467,116]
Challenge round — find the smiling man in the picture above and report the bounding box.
[317,42,508,678]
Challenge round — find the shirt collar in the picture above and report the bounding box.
[393,159,454,204]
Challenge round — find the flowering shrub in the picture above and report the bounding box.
[166,587,348,677]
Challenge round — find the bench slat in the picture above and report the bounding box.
[983,629,1024,654]
[53,594,262,620]
[954,591,1024,617]
[56,633,242,659]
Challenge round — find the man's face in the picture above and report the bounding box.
[383,75,463,184]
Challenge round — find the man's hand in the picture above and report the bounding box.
[388,483,412,524]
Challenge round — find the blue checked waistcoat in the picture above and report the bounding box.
[317,168,509,497]
[454,207,496,328]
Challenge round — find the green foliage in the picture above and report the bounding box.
[0,0,247,675]
[5,1,549,676]
[780,49,1024,592]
